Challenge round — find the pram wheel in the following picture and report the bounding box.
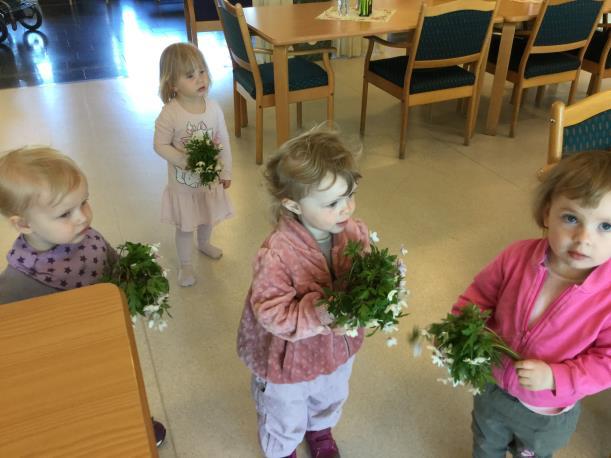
[17,4,41,30]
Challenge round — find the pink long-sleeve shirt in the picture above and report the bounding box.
[453,238,611,408]
[237,216,370,384]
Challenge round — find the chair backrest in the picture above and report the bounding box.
[215,0,259,76]
[548,89,611,165]
[406,0,497,78]
[523,0,604,62]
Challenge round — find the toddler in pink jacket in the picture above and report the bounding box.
[237,129,370,458]
[453,151,611,457]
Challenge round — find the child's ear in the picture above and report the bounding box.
[8,215,33,234]
[281,198,301,215]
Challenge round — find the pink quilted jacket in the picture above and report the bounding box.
[237,215,370,384]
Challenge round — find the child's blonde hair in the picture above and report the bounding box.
[158,42,211,103]
[264,128,361,221]
[0,147,86,217]
[533,150,611,228]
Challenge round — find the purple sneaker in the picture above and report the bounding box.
[152,418,166,447]
[305,428,340,458]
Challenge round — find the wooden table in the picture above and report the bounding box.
[0,283,158,457]
[243,0,609,144]
[243,0,421,145]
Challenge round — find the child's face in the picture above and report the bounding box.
[544,191,611,279]
[174,66,209,100]
[292,173,356,241]
[17,180,93,252]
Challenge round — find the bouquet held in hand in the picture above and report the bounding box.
[411,304,520,394]
[184,130,223,187]
[318,231,409,347]
[102,242,171,331]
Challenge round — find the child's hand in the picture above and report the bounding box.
[514,359,555,391]
[221,179,231,189]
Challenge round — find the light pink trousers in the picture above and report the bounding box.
[251,356,355,458]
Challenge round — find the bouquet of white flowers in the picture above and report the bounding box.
[102,242,171,331]
[318,231,409,347]
[410,304,520,394]
[184,130,223,187]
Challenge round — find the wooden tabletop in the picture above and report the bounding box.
[0,283,157,457]
[242,0,547,45]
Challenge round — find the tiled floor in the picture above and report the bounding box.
[0,2,610,457]
[0,0,187,88]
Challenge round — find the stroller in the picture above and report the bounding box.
[0,0,43,43]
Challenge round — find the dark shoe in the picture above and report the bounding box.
[305,428,340,458]
[152,418,166,447]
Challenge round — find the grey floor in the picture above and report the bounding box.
[0,31,609,457]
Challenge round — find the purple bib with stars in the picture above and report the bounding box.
[6,228,111,290]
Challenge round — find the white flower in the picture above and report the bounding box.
[196,161,204,167]
[411,340,422,357]
[382,323,398,334]
[386,337,398,348]
[397,260,407,278]
[192,131,205,140]
[464,357,489,366]
[420,328,431,338]
[400,245,408,256]
[143,304,160,314]
[148,320,155,329]
[369,231,379,243]
[468,387,481,396]
[149,243,160,254]
[215,163,222,171]
[345,327,359,338]
[387,289,398,301]
[365,319,379,328]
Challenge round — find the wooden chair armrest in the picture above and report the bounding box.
[514,30,532,37]
[288,47,337,57]
[253,47,273,55]
[365,35,411,49]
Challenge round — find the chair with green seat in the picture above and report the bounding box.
[486,0,604,138]
[538,89,610,178]
[215,0,335,164]
[360,0,497,159]
[581,22,610,95]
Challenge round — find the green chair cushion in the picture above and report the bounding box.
[488,34,581,78]
[583,30,611,68]
[563,109,611,154]
[234,57,329,98]
[368,56,475,93]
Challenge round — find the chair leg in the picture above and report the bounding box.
[399,99,409,159]
[464,96,477,146]
[327,93,334,128]
[233,86,241,138]
[240,96,248,127]
[256,104,263,165]
[296,102,303,129]
[568,73,579,105]
[360,78,369,135]
[535,86,544,107]
[587,75,596,95]
[592,74,602,94]
[510,84,523,138]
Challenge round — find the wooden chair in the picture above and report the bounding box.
[360,0,497,159]
[0,284,157,456]
[184,0,252,46]
[581,21,611,95]
[486,0,605,138]
[215,0,335,164]
[542,89,611,176]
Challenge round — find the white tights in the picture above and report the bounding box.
[175,224,222,287]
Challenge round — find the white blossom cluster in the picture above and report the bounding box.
[129,243,170,332]
[344,231,409,349]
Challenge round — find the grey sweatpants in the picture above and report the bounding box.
[472,384,581,458]
[251,356,355,458]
